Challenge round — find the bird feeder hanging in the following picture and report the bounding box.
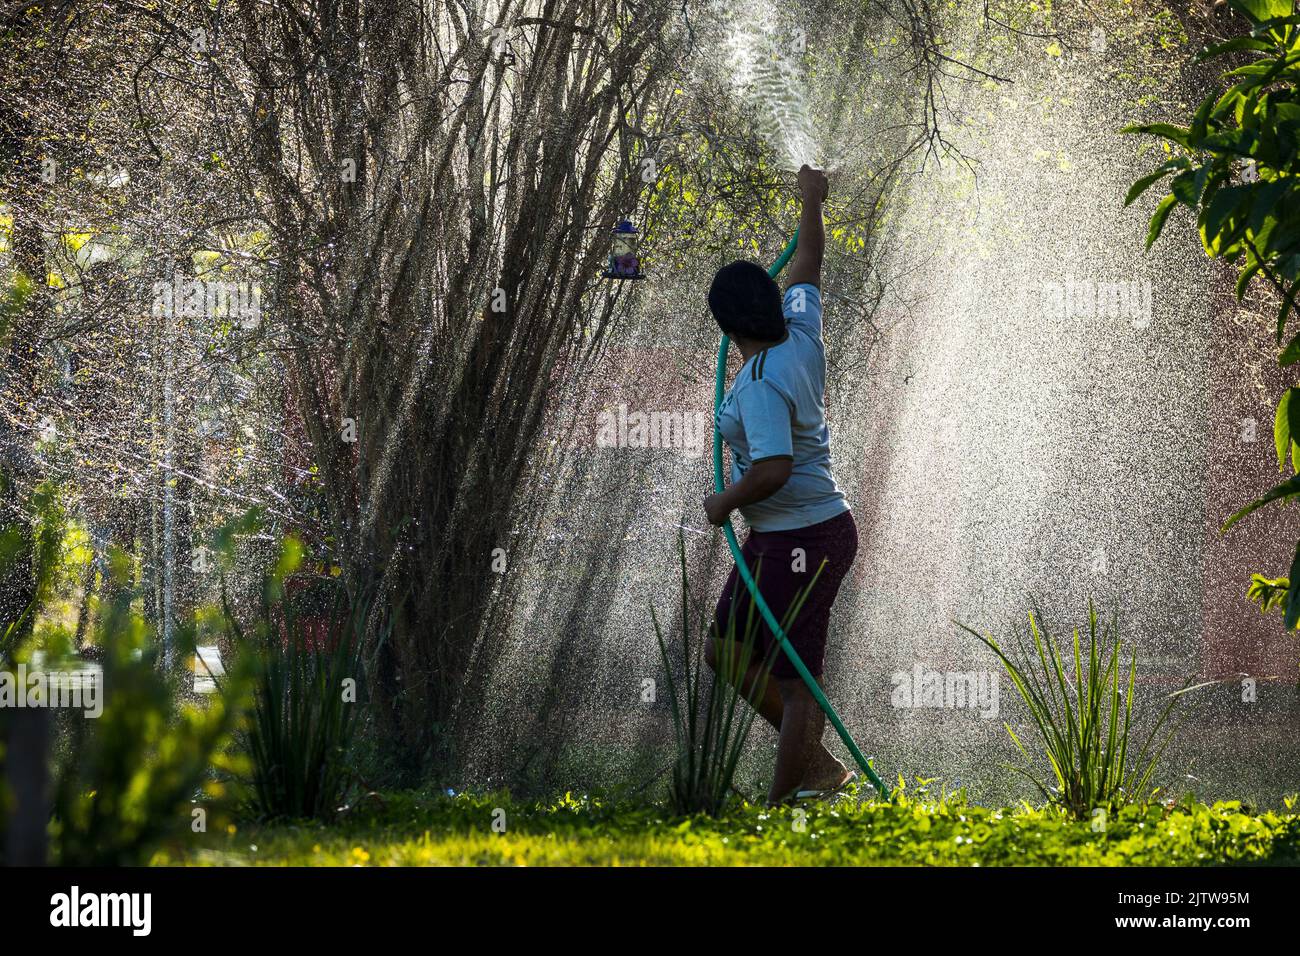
[603,220,646,280]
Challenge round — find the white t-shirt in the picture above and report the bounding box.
[716,283,849,532]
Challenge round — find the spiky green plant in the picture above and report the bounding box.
[224,537,369,821]
[959,602,1210,819]
[654,537,823,816]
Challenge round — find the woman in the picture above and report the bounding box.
[703,165,858,804]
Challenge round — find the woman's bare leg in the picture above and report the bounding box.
[706,643,848,797]
[769,678,824,803]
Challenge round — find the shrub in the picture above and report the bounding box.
[0,477,244,865]
[225,536,368,821]
[47,548,247,866]
[959,602,1209,820]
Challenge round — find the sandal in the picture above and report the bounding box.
[795,769,858,800]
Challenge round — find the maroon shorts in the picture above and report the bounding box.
[713,509,858,680]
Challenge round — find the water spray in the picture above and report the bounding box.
[713,229,893,801]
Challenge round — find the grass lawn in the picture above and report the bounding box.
[160,787,1300,867]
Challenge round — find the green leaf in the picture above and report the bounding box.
[1277,285,1300,343]
[1171,166,1212,206]
[1224,58,1292,82]
[1286,388,1300,469]
[1283,539,1300,628]
[1190,94,1217,142]
[1248,182,1287,237]
[1280,331,1300,367]
[1237,259,1265,299]
[1146,194,1178,250]
[1199,36,1277,61]
[1199,184,1251,256]
[1248,573,1290,614]
[1276,387,1297,469]
[1123,160,1188,207]
[1222,473,1300,532]
[1121,122,1192,147]
[1228,0,1295,24]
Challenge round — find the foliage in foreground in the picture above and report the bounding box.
[960,603,1206,821]
[0,482,248,866]
[165,787,1300,868]
[50,555,248,866]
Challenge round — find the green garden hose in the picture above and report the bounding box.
[712,229,892,800]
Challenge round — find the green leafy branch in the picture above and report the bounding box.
[1126,0,1300,629]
